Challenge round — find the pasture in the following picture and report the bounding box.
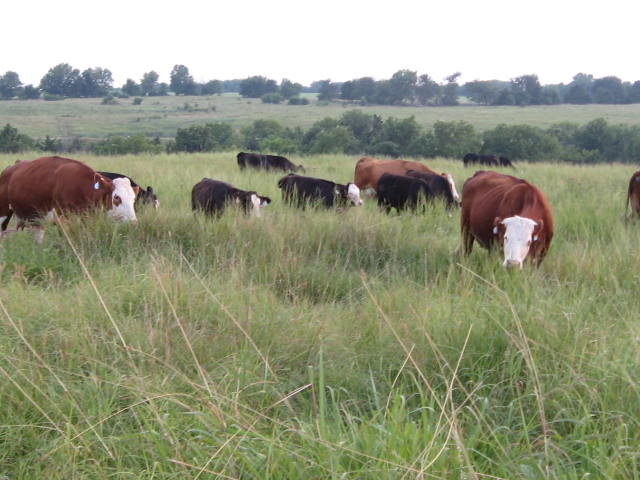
[3,94,640,140]
[0,152,639,479]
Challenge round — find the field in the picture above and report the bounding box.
[1,151,639,479]
[3,94,640,140]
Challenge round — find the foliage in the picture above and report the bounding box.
[121,79,141,96]
[0,71,22,98]
[173,122,234,152]
[261,92,283,104]
[287,96,309,105]
[91,134,164,155]
[239,76,278,98]
[0,123,34,152]
[483,123,562,161]
[170,64,197,95]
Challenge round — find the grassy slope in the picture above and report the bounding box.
[3,94,640,140]
[0,152,638,479]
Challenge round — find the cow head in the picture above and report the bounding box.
[493,215,542,269]
[235,191,271,217]
[137,186,159,209]
[107,177,137,222]
[441,173,460,202]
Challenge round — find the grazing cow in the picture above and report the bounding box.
[404,169,458,208]
[191,178,271,217]
[0,156,137,243]
[499,156,514,168]
[98,171,159,209]
[237,152,305,173]
[353,157,460,202]
[463,153,479,167]
[277,173,362,209]
[460,170,553,268]
[376,173,433,213]
[625,170,640,218]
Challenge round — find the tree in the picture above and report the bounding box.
[429,121,482,158]
[0,124,34,152]
[441,73,461,105]
[20,85,40,100]
[39,63,81,96]
[0,71,22,98]
[174,123,234,152]
[316,80,339,101]
[140,71,160,96]
[388,69,417,104]
[239,76,278,98]
[463,80,499,105]
[510,74,543,105]
[78,67,113,97]
[564,84,591,104]
[201,80,223,95]
[170,65,197,95]
[279,79,302,99]
[122,79,141,96]
[241,119,284,150]
[591,76,626,104]
[415,74,440,105]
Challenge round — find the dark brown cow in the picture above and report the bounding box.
[0,156,137,243]
[625,170,640,218]
[461,170,553,268]
[353,157,460,201]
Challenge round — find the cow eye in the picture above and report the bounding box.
[113,195,122,206]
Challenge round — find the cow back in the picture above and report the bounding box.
[8,156,114,221]
[354,157,436,191]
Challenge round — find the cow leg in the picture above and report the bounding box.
[462,226,474,255]
[32,226,45,244]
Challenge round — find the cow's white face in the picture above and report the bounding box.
[249,193,271,217]
[108,177,137,222]
[347,183,363,206]
[444,173,460,202]
[494,215,538,269]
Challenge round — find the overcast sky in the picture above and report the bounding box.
[2,0,637,88]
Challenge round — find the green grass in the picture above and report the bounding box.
[3,94,640,140]
[1,152,639,479]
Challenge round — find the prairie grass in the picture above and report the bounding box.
[0,152,639,479]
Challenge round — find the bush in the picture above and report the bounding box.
[132,97,143,105]
[0,124,35,152]
[288,96,310,105]
[173,123,235,152]
[261,93,283,104]
[482,124,562,161]
[92,134,164,155]
[101,95,118,105]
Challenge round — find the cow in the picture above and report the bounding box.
[404,169,458,209]
[98,171,159,209]
[376,173,433,214]
[237,152,305,173]
[460,170,553,269]
[0,156,137,243]
[625,170,640,219]
[463,153,499,167]
[463,153,479,167]
[353,157,460,202]
[499,156,514,168]
[191,178,271,217]
[277,173,362,209]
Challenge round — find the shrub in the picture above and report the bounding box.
[91,134,164,155]
[101,95,118,105]
[132,97,143,105]
[0,123,35,152]
[482,124,562,161]
[173,123,234,152]
[261,93,283,104]
[288,96,310,105]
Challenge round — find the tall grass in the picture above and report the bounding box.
[1,152,639,479]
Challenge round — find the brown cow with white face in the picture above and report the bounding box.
[0,156,137,243]
[461,171,553,269]
[353,157,460,202]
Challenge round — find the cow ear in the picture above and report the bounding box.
[492,216,503,235]
[93,173,110,190]
[533,219,544,242]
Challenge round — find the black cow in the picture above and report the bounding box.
[404,169,458,208]
[98,171,159,208]
[191,178,271,217]
[463,153,479,167]
[376,173,434,214]
[237,152,304,173]
[277,173,363,209]
[499,156,514,167]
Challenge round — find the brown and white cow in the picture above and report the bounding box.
[460,170,553,268]
[353,157,460,202]
[625,170,640,219]
[0,156,137,243]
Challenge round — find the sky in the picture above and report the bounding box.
[2,0,638,88]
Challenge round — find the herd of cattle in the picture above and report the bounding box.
[1,153,640,270]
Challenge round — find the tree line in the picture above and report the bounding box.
[2,64,640,106]
[3,111,640,165]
